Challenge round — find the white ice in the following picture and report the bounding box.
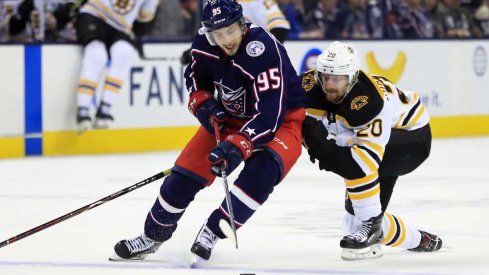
[1,137,489,275]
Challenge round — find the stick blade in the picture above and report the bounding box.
[219,219,238,249]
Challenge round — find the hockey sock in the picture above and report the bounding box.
[382,212,422,249]
[345,172,382,221]
[100,41,137,111]
[207,154,280,238]
[144,171,204,242]
[77,40,108,109]
[342,212,422,249]
[100,76,122,113]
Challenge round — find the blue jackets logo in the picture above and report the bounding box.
[246,41,265,57]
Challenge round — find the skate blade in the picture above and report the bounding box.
[93,119,111,129]
[341,244,383,261]
[190,255,206,268]
[77,121,91,133]
[219,219,238,248]
[108,253,148,261]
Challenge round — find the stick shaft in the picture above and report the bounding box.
[0,168,172,249]
[213,120,238,247]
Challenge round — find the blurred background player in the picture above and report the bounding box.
[301,41,442,260]
[180,0,290,65]
[0,0,78,43]
[43,0,78,42]
[110,0,305,263]
[75,0,158,131]
[240,0,290,41]
[0,0,42,42]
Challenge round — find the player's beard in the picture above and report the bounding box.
[324,89,342,104]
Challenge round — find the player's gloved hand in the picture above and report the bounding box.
[208,132,253,177]
[188,90,228,134]
[302,115,336,163]
[180,48,192,65]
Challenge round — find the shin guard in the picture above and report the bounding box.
[145,171,204,242]
[206,154,280,238]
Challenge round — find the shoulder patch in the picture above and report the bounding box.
[335,76,384,127]
[350,96,368,111]
[302,73,316,92]
[246,41,265,57]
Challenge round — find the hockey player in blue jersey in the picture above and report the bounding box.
[111,0,306,262]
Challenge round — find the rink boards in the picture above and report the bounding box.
[1,41,489,158]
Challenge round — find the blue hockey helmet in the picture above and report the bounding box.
[199,0,245,45]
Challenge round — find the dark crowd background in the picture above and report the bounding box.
[1,0,488,43]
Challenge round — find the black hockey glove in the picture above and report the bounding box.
[208,132,252,177]
[188,90,228,134]
[180,48,192,65]
[302,116,336,163]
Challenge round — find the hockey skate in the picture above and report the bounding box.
[190,224,219,265]
[340,213,383,261]
[77,107,91,132]
[109,233,162,261]
[408,231,442,252]
[93,102,113,129]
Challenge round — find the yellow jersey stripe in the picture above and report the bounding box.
[345,170,378,187]
[352,146,378,173]
[104,84,121,93]
[383,212,396,244]
[405,105,426,128]
[266,12,285,19]
[356,140,384,158]
[335,114,352,128]
[348,184,380,200]
[105,76,124,86]
[85,0,131,33]
[267,20,290,30]
[391,216,407,247]
[79,79,98,88]
[396,93,420,128]
[306,108,327,117]
[78,87,95,95]
[364,71,385,100]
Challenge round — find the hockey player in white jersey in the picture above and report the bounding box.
[180,0,290,64]
[301,41,442,260]
[239,0,290,42]
[75,0,158,131]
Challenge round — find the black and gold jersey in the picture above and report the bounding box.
[301,69,430,200]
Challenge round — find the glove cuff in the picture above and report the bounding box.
[188,90,213,115]
[225,132,253,161]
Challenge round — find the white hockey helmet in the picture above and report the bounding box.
[315,41,360,92]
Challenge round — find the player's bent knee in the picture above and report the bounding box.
[234,154,280,204]
[83,40,108,70]
[110,41,137,62]
[160,171,205,209]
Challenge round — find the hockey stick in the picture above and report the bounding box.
[0,168,172,249]
[135,41,181,61]
[213,120,238,249]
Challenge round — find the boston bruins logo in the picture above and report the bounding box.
[351,96,368,110]
[302,73,316,92]
[111,0,135,15]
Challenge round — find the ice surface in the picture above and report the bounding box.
[1,137,488,275]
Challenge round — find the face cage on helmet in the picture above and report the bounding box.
[315,70,359,103]
[199,17,246,46]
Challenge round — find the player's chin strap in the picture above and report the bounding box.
[213,119,239,249]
